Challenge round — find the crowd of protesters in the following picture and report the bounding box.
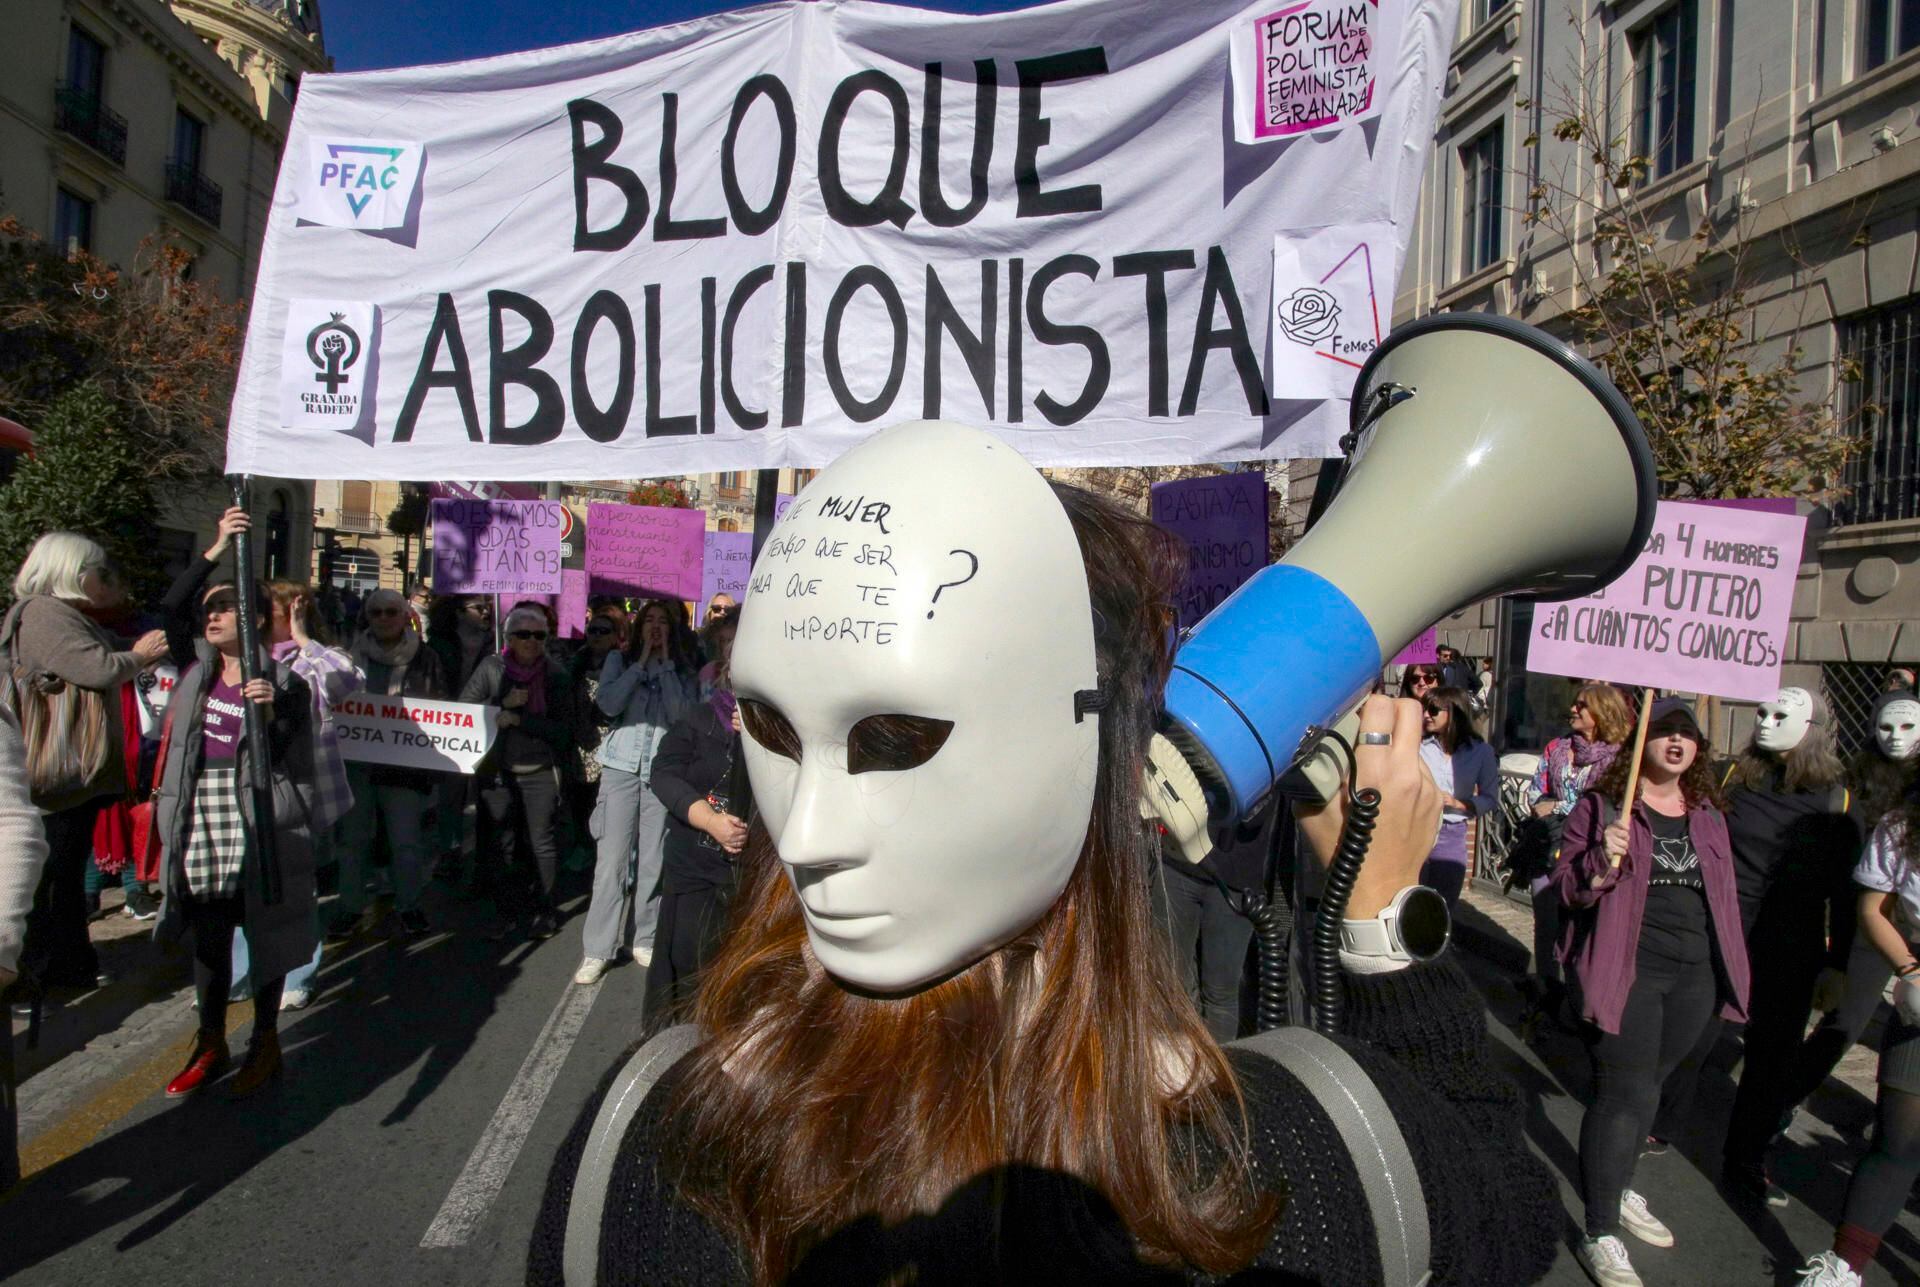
[11,517,1920,1286]
[0,514,747,1123]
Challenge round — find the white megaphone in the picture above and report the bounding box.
[1161,313,1656,821]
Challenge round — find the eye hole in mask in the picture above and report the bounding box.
[846,713,955,775]
[739,698,802,760]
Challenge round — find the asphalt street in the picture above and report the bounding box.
[4,875,1920,1286]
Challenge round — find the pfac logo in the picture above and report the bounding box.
[300,137,423,230]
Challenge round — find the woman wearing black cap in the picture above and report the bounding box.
[1553,697,1750,1287]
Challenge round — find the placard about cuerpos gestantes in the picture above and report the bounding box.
[330,696,496,774]
[296,138,424,230]
[1150,472,1269,631]
[280,300,379,439]
[431,498,565,595]
[1233,0,1398,142]
[1271,221,1394,401]
[586,503,705,600]
[1527,501,1806,702]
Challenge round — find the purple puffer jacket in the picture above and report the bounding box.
[1551,790,1751,1035]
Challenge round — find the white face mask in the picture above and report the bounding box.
[730,422,1100,993]
[1878,698,1920,760]
[1754,687,1816,753]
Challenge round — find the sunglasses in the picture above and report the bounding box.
[204,598,239,616]
[1422,702,1444,715]
[1571,700,1590,712]
[586,625,615,637]
[367,606,404,618]
[463,602,491,613]
[509,629,549,642]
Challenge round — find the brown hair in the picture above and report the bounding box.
[665,484,1278,1282]
[1592,713,1726,812]
[1576,683,1636,746]
[1423,685,1481,754]
[268,579,333,645]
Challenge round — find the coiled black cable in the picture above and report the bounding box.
[1310,784,1380,1036]
[1248,891,1293,1033]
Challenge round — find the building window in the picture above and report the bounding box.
[165,110,223,228]
[719,471,741,492]
[1840,300,1920,525]
[1460,124,1504,275]
[1633,2,1697,180]
[793,468,818,490]
[54,189,93,256]
[173,110,205,175]
[66,27,105,99]
[1866,0,1920,70]
[1478,0,1511,22]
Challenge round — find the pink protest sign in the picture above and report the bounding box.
[497,569,588,640]
[1237,0,1392,142]
[1527,501,1806,702]
[1391,628,1437,666]
[431,498,564,595]
[774,494,795,523]
[701,532,754,618]
[586,503,705,600]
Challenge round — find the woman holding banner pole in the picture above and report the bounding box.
[1554,697,1749,1287]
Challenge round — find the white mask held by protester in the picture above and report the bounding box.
[1877,697,1920,761]
[1753,686,1817,753]
[730,422,1100,993]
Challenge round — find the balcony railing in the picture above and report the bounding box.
[164,161,223,228]
[53,84,127,166]
[334,508,380,535]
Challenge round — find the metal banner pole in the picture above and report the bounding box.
[227,475,282,904]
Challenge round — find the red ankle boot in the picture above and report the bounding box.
[227,1030,282,1099]
[165,1030,231,1097]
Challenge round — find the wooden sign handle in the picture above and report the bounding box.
[1611,687,1656,869]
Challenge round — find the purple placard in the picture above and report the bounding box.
[1391,628,1438,667]
[1528,501,1807,701]
[496,568,589,640]
[1150,473,1270,631]
[701,532,754,618]
[431,498,564,595]
[774,493,795,523]
[585,503,705,600]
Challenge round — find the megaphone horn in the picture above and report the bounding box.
[1163,313,1657,821]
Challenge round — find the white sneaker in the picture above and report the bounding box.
[280,988,312,1011]
[1576,1234,1643,1287]
[630,945,653,967]
[574,957,611,986]
[1618,1190,1673,1248]
[1798,1251,1863,1287]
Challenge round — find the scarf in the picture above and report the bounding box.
[271,639,300,663]
[351,630,422,695]
[708,685,737,730]
[1570,734,1618,770]
[502,650,548,715]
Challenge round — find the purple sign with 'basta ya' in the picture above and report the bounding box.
[1150,472,1270,632]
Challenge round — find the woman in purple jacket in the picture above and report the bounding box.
[1553,697,1751,1287]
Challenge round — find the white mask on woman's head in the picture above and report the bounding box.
[729,422,1100,994]
[1754,687,1816,753]
[1877,698,1920,760]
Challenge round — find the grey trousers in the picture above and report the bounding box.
[583,766,669,961]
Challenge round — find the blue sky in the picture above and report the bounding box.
[321,0,1056,71]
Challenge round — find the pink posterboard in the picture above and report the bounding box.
[1527,501,1807,701]
[430,498,564,595]
[1247,0,1386,140]
[497,569,588,640]
[1391,628,1437,666]
[585,503,705,600]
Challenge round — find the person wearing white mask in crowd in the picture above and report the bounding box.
[528,422,1561,1286]
[1715,688,1863,1205]
[1797,794,1920,1287]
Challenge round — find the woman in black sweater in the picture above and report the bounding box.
[642,610,746,1027]
[529,467,1558,1286]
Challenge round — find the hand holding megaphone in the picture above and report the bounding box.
[1295,696,1443,918]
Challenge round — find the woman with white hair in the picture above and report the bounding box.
[462,605,576,942]
[0,531,168,992]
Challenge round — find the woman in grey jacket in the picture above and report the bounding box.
[152,573,317,1100]
[575,600,697,984]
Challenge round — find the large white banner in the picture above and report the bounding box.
[330,696,498,774]
[227,0,1457,481]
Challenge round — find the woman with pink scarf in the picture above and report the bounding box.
[1525,684,1636,1019]
[461,605,576,942]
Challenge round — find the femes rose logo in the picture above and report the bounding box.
[1276,286,1341,345]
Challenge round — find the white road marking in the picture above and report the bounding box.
[420,978,600,1248]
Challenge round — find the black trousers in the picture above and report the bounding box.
[641,880,732,1035]
[21,800,105,988]
[1159,864,1255,1042]
[183,894,283,1038]
[1724,907,1829,1174]
[478,767,561,920]
[1579,950,1721,1235]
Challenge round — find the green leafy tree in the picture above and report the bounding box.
[0,381,162,606]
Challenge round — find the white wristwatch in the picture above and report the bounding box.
[1340,884,1451,973]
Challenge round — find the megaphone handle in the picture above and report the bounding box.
[1612,688,1656,869]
